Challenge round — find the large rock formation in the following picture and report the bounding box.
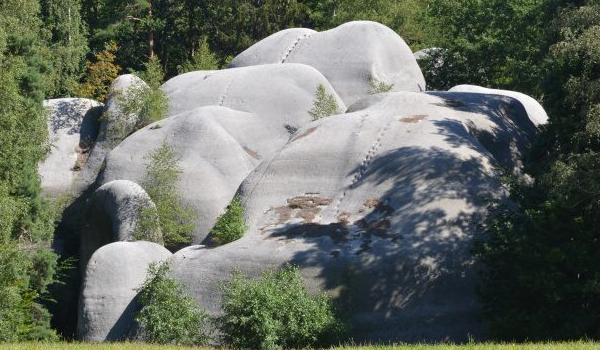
[40,98,102,197]
[170,90,536,343]
[75,21,547,343]
[230,21,426,105]
[98,64,345,243]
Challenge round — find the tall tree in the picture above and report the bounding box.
[474,0,600,341]
[40,0,89,97]
[0,0,58,341]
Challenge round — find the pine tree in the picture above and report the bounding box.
[40,0,88,97]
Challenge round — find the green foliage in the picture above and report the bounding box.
[219,264,346,350]
[474,1,600,341]
[210,196,247,245]
[119,56,169,130]
[422,0,559,94]
[40,0,88,97]
[0,0,59,341]
[308,84,341,121]
[368,79,395,94]
[137,141,196,251]
[306,0,438,50]
[79,42,121,102]
[177,37,220,74]
[136,261,209,345]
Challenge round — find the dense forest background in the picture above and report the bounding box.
[1,0,599,342]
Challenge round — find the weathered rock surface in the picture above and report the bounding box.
[449,84,548,126]
[230,21,426,106]
[162,63,345,123]
[76,75,148,192]
[77,241,171,342]
[81,180,159,268]
[170,91,538,343]
[98,64,345,244]
[75,22,548,344]
[40,98,102,197]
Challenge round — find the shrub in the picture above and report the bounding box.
[136,261,209,345]
[308,84,340,121]
[78,42,121,103]
[117,56,169,131]
[219,264,346,350]
[368,78,394,94]
[210,196,247,245]
[136,141,196,251]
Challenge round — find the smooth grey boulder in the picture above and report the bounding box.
[77,241,172,342]
[162,63,345,126]
[98,106,281,244]
[169,91,538,343]
[40,98,102,197]
[100,65,345,244]
[449,84,548,126]
[230,21,426,106]
[81,180,159,269]
[76,75,148,192]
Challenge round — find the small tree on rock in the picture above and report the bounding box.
[308,84,340,121]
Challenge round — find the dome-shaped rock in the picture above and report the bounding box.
[81,180,159,268]
[77,241,171,342]
[230,21,426,106]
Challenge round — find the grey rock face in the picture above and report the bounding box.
[230,21,426,106]
[81,180,159,268]
[449,84,548,126]
[76,22,549,344]
[40,98,102,197]
[170,91,538,343]
[99,64,345,244]
[77,75,148,192]
[77,241,171,342]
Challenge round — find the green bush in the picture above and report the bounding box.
[136,141,196,251]
[308,84,341,121]
[117,56,169,132]
[136,261,209,345]
[368,78,394,94]
[211,196,247,245]
[219,265,346,350]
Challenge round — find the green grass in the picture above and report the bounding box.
[2,342,600,350]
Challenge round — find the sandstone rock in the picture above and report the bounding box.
[40,98,102,197]
[169,90,539,343]
[98,106,280,245]
[75,23,549,344]
[77,75,148,191]
[449,84,548,126]
[99,64,345,244]
[230,21,426,106]
[162,63,345,126]
[77,241,171,342]
[81,180,159,268]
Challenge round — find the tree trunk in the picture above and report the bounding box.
[147,0,154,59]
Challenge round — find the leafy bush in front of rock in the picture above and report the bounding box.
[219,264,347,350]
[136,261,209,345]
